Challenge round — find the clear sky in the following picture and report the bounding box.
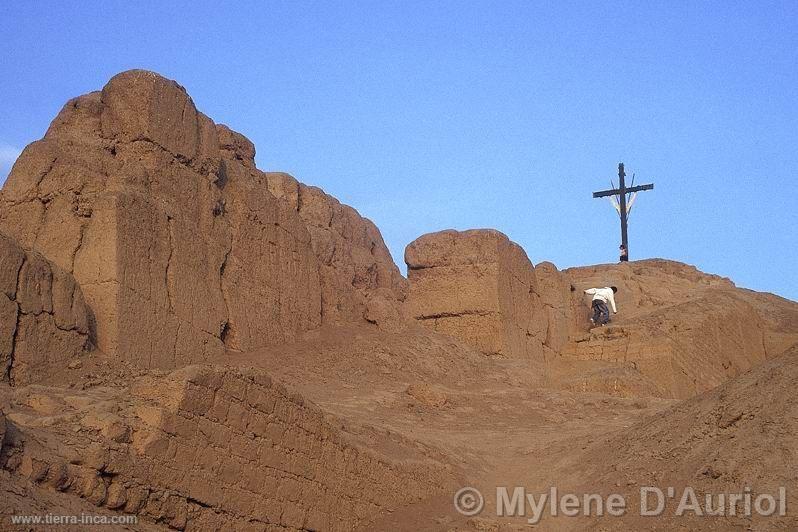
[2,1,796,300]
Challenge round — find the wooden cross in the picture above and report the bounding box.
[592,163,654,261]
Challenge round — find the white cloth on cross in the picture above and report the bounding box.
[610,192,638,215]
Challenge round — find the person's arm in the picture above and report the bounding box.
[584,288,597,295]
[608,291,617,313]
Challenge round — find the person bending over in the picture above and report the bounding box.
[584,286,618,326]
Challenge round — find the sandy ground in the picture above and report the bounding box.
[231,325,676,530]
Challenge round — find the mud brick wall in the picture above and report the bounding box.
[0,232,90,385]
[3,366,455,530]
[405,229,553,362]
[267,172,408,326]
[0,70,322,369]
[565,292,767,399]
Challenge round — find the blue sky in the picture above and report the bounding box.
[2,1,796,300]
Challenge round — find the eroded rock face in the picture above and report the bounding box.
[0,70,323,368]
[266,172,408,325]
[0,232,90,385]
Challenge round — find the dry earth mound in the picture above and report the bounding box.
[566,344,798,530]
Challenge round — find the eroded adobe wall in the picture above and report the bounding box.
[544,260,798,399]
[266,172,408,327]
[405,229,558,362]
[0,70,322,368]
[564,291,769,398]
[0,69,411,369]
[404,231,798,399]
[1,366,456,530]
[0,232,91,385]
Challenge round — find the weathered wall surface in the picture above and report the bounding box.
[405,229,555,362]
[1,366,456,531]
[0,70,323,368]
[560,260,798,398]
[405,231,798,399]
[0,233,91,385]
[266,172,408,327]
[0,69,411,371]
[564,259,736,331]
[565,291,769,398]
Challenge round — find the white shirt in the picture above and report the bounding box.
[584,287,617,313]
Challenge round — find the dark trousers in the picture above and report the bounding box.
[592,300,610,325]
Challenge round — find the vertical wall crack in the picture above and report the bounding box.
[219,238,235,349]
[165,216,176,314]
[70,221,88,273]
[4,305,20,385]
[5,256,27,385]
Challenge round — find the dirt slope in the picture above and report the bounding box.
[553,344,798,530]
